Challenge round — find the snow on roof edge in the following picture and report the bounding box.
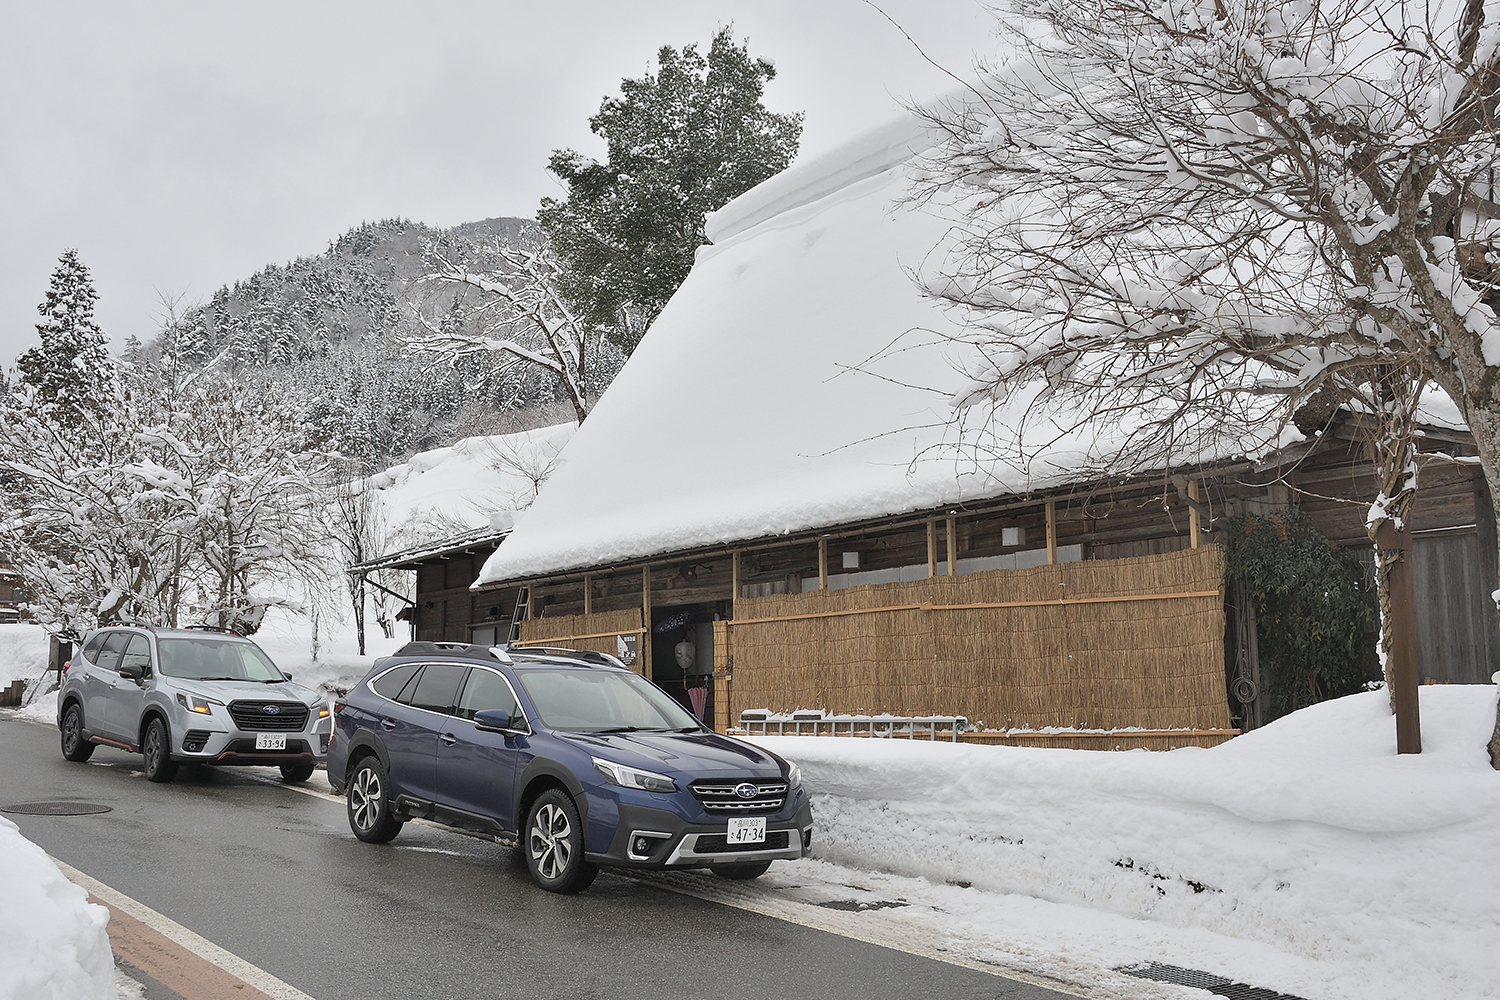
[704,112,934,244]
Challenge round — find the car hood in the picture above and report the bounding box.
[560,730,786,778]
[169,677,321,707]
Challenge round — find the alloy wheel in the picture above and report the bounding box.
[350,766,382,833]
[529,803,572,880]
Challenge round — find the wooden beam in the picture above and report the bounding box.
[945,517,956,576]
[1188,480,1201,548]
[724,590,1221,627]
[926,521,937,578]
[731,550,741,618]
[641,565,652,680]
[818,538,828,590]
[583,573,592,617]
[1045,501,1057,564]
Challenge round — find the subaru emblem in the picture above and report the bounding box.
[263,705,281,715]
[734,782,757,799]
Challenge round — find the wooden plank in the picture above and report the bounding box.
[726,589,1221,627]
[946,517,956,576]
[731,550,741,616]
[583,573,592,617]
[1045,500,1057,564]
[1188,480,1201,548]
[818,537,828,590]
[518,627,646,643]
[927,521,937,578]
[642,565,652,680]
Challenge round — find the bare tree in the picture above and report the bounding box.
[913,0,1500,754]
[410,237,619,425]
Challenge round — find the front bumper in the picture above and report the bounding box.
[171,715,332,766]
[587,796,814,869]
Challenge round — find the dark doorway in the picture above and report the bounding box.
[651,603,720,723]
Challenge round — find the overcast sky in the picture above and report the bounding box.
[0,1,998,365]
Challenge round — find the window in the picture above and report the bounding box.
[156,638,282,682]
[455,668,520,722]
[406,664,467,714]
[371,663,421,701]
[95,632,131,672]
[119,635,152,676]
[81,633,107,661]
[517,667,698,733]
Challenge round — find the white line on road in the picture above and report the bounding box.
[50,857,319,1000]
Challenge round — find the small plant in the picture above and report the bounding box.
[1221,509,1379,723]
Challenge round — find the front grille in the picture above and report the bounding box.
[228,701,309,732]
[690,780,787,814]
[693,831,791,854]
[182,730,211,753]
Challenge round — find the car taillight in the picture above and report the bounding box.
[61,660,70,674]
[333,701,345,714]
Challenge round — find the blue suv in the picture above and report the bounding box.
[328,642,813,894]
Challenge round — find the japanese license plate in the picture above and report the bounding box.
[255,733,287,751]
[726,817,766,845]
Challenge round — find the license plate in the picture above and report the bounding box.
[255,734,287,751]
[726,817,766,845]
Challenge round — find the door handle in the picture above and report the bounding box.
[439,733,457,746]
[380,718,397,731]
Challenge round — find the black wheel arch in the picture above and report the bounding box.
[515,759,588,841]
[344,731,391,783]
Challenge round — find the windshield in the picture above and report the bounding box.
[517,667,700,733]
[157,637,284,682]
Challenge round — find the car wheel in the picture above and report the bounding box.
[279,762,315,783]
[524,789,598,894]
[346,755,402,844]
[711,860,772,880]
[59,702,95,762]
[142,717,178,783]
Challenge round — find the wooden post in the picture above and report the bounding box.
[818,538,828,590]
[945,517,956,576]
[1376,520,1422,753]
[641,565,652,680]
[927,521,937,578]
[1045,501,1057,565]
[583,573,592,617]
[731,550,741,617]
[1188,480,1201,548]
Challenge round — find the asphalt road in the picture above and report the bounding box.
[0,716,1081,1000]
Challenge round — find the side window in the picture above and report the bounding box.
[370,664,420,701]
[455,668,521,722]
[95,632,131,672]
[120,635,152,676]
[81,634,107,662]
[406,664,467,715]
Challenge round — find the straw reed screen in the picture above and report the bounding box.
[721,546,1230,731]
[519,609,643,666]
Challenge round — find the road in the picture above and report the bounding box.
[0,715,1084,1000]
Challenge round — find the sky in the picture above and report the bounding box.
[0,1,999,366]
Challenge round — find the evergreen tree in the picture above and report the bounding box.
[539,27,802,353]
[15,250,114,428]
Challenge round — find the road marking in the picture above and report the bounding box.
[51,858,318,1000]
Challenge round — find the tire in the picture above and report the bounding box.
[346,755,403,844]
[711,860,772,881]
[524,789,598,894]
[142,716,178,783]
[59,702,94,762]
[279,762,315,783]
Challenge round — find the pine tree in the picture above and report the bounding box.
[15,250,114,428]
[539,27,802,353]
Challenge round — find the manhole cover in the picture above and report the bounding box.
[1118,963,1307,1000]
[816,899,909,912]
[1,801,113,816]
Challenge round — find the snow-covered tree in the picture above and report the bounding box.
[14,250,115,430]
[913,0,1500,755]
[411,236,624,424]
[539,27,803,353]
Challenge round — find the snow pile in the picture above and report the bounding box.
[752,685,1500,999]
[0,623,49,688]
[0,818,115,1000]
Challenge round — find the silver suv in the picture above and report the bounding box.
[56,624,331,783]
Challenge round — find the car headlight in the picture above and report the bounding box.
[592,757,677,793]
[785,761,802,789]
[176,693,221,716]
[311,701,330,720]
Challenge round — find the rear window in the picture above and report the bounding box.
[370,663,420,701]
[406,664,466,714]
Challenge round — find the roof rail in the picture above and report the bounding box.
[393,641,505,663]
[507,645,627,669]
[184,624,241,636]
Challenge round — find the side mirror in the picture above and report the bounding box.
[117,664,143,682]
[281,671,293,681]
[474,709,515,733]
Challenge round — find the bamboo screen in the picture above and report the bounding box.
[721,545,1231,731]
[518,609,644,668]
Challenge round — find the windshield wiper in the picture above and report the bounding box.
[259,678,286,683]
[590,726,670,734]
[195,676,238,681]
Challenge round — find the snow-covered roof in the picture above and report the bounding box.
[469,110,1441,588]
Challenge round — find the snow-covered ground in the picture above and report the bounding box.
[742,684,1500,1000]
[0,817,115,1000]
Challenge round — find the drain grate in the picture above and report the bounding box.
[1119,963,1307,1000]
[1,801,113,816]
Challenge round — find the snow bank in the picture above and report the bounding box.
[0,623,49,688]
[0,818,115,1000]
[752,685,1500,999]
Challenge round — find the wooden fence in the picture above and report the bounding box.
[713,546,1232,736]
[518,609,644,669]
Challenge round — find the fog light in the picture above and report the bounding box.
[634,836,650,855]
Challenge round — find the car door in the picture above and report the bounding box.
[101,633,152,741]
[74,633,111,734]
[89,632,133,741]
[436,666,525,832]
[382,663,467,804]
